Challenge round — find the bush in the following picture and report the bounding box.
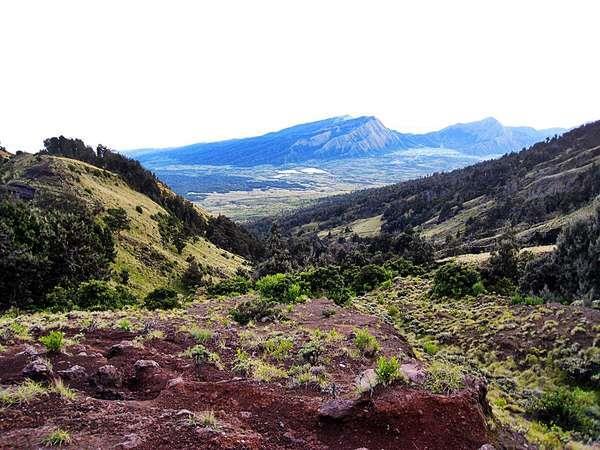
[352,264,391,295]
[528,387,599,438]
[143,287,180,310]
[230,298,280,325]
[181,257,205,291]
[46,280,136,311]
[354,328,380,357]
[431,262,481,298]
[207,276,252,296]
[39,331,65,353]
[375,356,403,386]
[104,207,130,233]
[255,273,306,303]
[41,428,71,447]
[511,293,544,306]
[0,199,115,311]
[424,361,464,394]
[383,257,425,277]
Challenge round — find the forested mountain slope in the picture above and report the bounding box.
[0,152,250,297]
[266,120,600,250]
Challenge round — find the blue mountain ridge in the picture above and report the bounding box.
[128,116,565,167]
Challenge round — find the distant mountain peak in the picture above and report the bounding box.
[129,116,566,167]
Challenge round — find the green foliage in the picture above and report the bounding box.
[300,266,354,305]
[298,336,325,365]
[0,199,115,311]
[352,264,391,295]
[529,387,600,439]
[375,356,403,386]
[41,428,71,446]
[116,318,133,331]
[0,379,48,405]
[189,327,213,343]
[511,293,544,306]
[46,280,136,311]
[431,262,481,298]
[354,328,380,357]
[422,340,439,355]
[230,297,280,325]
[181,256,205,291]
[232,348,253,375]
[207,276,252,296]
[425,361,464,394]
[143,287,180,310]
[472,280,486,296]
[104,207,130,233]
[184,344,210,365]
[255,273,307,303]
[39,330,65,353]
[263,336,294,360]
[152,212,188,254]
[383,257,425,277]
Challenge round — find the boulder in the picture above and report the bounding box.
[22,358,52,381]
[133,359,160,371]
[106,341,134,358]
[355,368,378,393]
[91,364,122,388]
[57,364,87,381]
[318,398,360,421]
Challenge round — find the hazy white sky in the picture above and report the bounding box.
[1,0,599,151]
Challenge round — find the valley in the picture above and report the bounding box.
[128,116,561,222]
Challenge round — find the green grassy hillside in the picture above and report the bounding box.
[0,153,248,296]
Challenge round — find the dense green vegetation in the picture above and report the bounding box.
[256,120,600,252]
[42,136,262,259]
[0,199,116,310]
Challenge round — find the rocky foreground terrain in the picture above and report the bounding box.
[1,276,597,449]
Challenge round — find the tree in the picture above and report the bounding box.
[104,207,130,234]
[0,199,115,310]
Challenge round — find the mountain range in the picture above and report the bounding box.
[263,119,600,252]
[129,116,565,167]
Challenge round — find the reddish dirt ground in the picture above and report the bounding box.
[0,298,496,449]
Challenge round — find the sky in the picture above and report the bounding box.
[1,0,599,152]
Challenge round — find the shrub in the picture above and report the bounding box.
[299,337,325,365]
[263,336,294,361]
[181,256,205,291]
[135,205,144,214]
[230,298,279,325]
[425,361,464,394]
[207,276,252,296]
[0,199,116,311]
[104,207,130,233]
[375,356,404,386]
[183,344,210,365]
[39,331,65,353]
[528,387,599,438]
[116,318,133,331]
[352,264,391,295]
[0,380,48,405]
[256,273,306,303]
[422,340,439,355]
[431,262,481,298]
[232,348,253,375]
[472,280,486,296]
[143,287,180,310]
[354,328,380,357]
[41,428,71,447]
[48,280,136,311]
[189,327,213,343]
[511,293,544,306]
[384,257,425,277]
